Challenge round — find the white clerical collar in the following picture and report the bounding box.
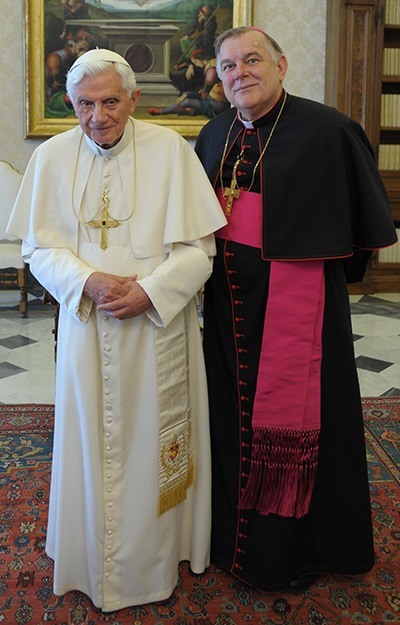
[236,91,286,129]
[237,111,255,129]
[84,119,134,157]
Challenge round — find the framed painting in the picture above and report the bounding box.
[24,0,254,139]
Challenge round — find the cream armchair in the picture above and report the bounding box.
[0,160,26,316]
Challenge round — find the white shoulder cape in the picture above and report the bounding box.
[7,120,226,257]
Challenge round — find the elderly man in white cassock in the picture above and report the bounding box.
[7,48,226,612]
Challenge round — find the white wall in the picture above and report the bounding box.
[0,0,327,172]
[254,0,327,102]
[1,1,42,171]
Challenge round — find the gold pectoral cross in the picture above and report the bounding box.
[88,191,120,251]
[222,153,242,216]
[223,179,240,216]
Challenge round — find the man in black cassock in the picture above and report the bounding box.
[195,26,397,592]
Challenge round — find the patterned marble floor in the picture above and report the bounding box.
[350,292,400,397]
[0,291,399,404]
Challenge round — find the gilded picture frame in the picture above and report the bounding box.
[24,0,254,139]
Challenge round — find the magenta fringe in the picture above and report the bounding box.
[238,427,320,518]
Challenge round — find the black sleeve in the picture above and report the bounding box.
[342,249,373,283]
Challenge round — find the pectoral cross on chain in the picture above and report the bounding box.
[88,191,120,251]
[222,153,242,216]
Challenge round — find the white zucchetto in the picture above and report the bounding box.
[69,48,131,72]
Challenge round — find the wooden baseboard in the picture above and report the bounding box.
[348,272,400,294]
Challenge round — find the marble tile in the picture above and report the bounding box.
[378,363,400,392]
[0,371,55,404]
[372,293,400,303]
[357,368,394,398]
[0,335,38,349]
[350,296,400,320]
[0,302,56,403]
[349,294,364,303]
[355,355,393,373]
[0,361,27,379]
[381,387,400,397]
[351,314,400,336]
[354,335,400,366]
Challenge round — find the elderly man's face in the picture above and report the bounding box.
[218,30,287,121]
[70,69,140,148]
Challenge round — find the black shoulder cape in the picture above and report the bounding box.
[195,93,397,262]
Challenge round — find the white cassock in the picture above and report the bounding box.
[7,119,226,611]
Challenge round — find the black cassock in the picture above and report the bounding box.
[195,92,397,590]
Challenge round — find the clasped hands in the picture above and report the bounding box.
[84,271,152,320]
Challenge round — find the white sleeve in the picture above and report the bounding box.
[137,236,214,328]
[22,241,95,323]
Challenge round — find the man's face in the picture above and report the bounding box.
[218,31,287,121]
[70,69,140,148]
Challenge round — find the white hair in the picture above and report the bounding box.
[66,59,137,102]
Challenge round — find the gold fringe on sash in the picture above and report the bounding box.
[158,454,194,516]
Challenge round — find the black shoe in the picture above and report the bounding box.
[288,573,318,592]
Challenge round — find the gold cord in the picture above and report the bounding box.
[219,91,287,202]
[71,118,137,227]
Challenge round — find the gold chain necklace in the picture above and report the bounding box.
[219,91,287,216]
[71,118,137,250]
